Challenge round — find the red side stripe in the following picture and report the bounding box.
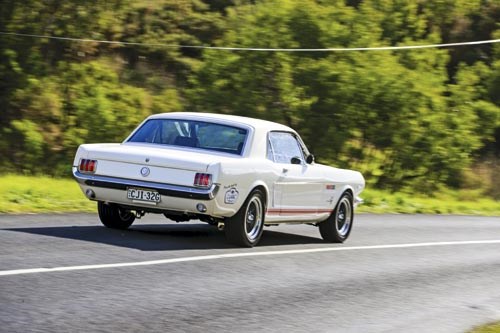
[266,209,333,215]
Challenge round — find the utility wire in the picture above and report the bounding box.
[1,31,499,52]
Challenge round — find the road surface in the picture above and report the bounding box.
[1,213,499,332]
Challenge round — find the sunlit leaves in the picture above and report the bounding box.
[0,0,497,192]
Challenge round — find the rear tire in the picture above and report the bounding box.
[319,192,353,243]
[97,201,135,230]
[225,189,265,247]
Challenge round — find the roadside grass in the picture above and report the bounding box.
[357,188,500,216]
[0,174,498,216]
[469,322,500,333]
[0,174,95,214]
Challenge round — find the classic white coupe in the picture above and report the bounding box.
[73,112,365,247]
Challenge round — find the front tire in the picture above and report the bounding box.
[225,189,265,247]
[319,192,353,243]
[97,201,135,230]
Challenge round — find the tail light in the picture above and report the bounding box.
[79,158,97,174]
[194,173,212,187]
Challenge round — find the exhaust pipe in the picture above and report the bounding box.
[85,189,96,199]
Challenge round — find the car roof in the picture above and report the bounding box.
[148,112,294,133]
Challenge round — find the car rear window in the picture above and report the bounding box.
[127,119,248,155]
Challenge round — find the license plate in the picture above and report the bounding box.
[127,187,161,203]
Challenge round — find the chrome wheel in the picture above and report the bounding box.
[319,192,354,243]
[245,196,263,242]
[335,196,352,237]
[225,189,266,247]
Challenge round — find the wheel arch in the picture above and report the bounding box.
[342,187,354,200]
[222,180,270,219]
[247,181,269,210]
[334,185,354,207]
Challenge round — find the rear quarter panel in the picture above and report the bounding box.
[209,158,276,217]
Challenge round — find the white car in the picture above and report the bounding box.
[73,112,365,247]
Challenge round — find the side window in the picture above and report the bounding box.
[268,132,304,164]
[197,124,246,152]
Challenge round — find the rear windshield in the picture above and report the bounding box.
[127,119,248,155]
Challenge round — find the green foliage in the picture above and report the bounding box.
[4,58,181,175]
[0,0,498,198]
[450,62,500,151]
[8,119,46,171]
[189,0,498,193]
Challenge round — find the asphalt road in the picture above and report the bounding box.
[1,213,499,333]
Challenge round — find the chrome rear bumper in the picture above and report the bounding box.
[73,168,219,200]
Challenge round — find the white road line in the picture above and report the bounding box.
[2,239,500,277]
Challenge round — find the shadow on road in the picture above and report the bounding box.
[3,223,324,251]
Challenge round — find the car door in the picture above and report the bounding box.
[268,131,324,218]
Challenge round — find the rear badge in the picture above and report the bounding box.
[140,167,150,177]
[225,188,239,204]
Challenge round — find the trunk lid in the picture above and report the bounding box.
[76,143,231,186]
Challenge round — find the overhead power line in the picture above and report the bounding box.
[1,31,499,52]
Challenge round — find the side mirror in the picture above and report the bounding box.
[306,154,315,164]
[290,157,302,165]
